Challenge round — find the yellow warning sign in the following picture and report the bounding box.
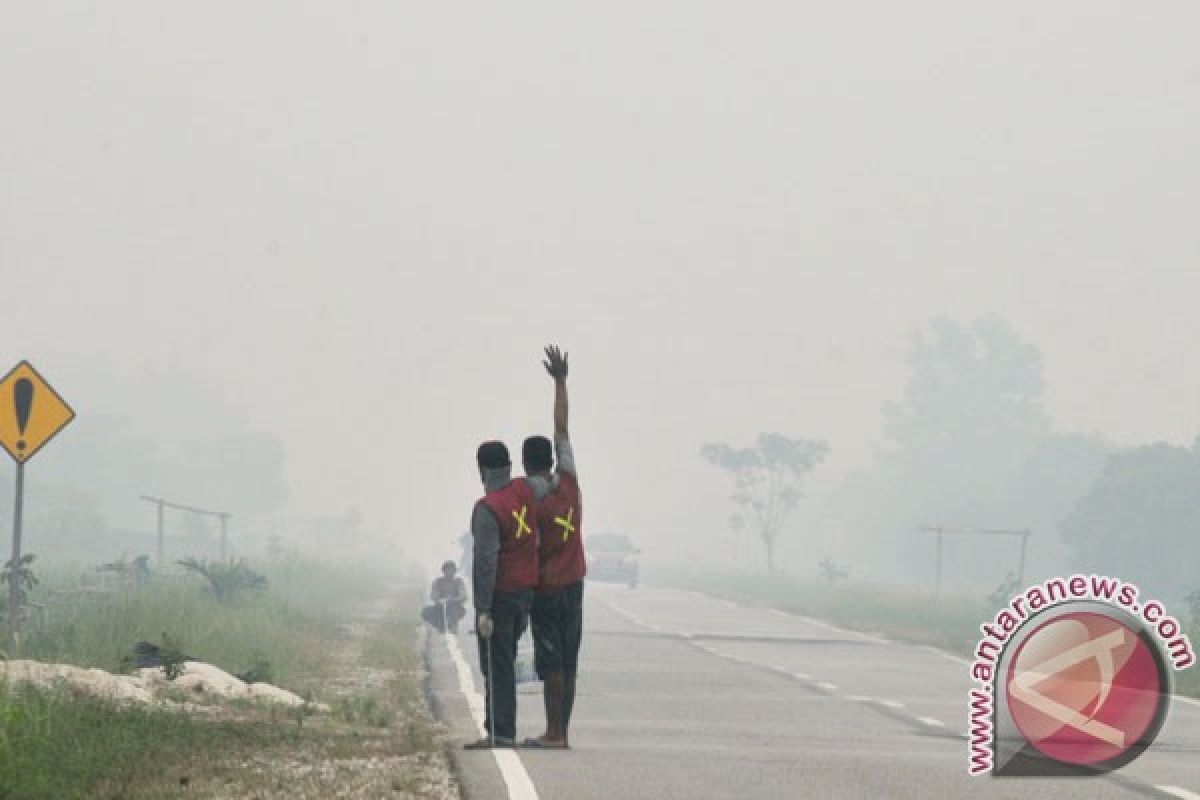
[0,361,75,464]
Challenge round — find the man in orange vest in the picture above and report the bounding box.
[523,345,587,749]
[465,440,541,749]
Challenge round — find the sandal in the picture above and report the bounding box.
[522,736,569,749]
[464,736,515,750]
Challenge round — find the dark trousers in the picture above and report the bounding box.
[531,581,584,679]
[478,588,533,741]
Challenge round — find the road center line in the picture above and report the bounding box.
[443,632,540,800]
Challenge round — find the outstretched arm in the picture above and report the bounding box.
[543,344,569,439]
[543,344,577,477]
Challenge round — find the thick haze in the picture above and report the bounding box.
[2,3,1197,573]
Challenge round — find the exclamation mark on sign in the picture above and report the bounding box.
[14,378,33,452]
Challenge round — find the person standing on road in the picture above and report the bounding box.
[466,440,540,749]
[523,345,587,749]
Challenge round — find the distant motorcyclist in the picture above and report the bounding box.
[422,561,467,633]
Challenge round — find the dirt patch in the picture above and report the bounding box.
[179,589,460,800]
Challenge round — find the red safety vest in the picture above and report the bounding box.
[536,472,586,593]
[478,478,540,592]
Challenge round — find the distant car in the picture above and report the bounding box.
[587,533,640,589]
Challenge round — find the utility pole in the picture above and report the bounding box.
[140,496,232,564]
[1017,529,1031,587]
[920,526,1033,600]
[219,513,230,561]
[934,525,944,600]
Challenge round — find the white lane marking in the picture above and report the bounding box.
[816,682,838,692]
[922,645,970,665]
[878,700,906,710]
[793,672,812,680]
[766,608,789,618]
[844,695,872,702]
[799,616,837,631]
[1158,787,1200,800]
[601,599,650,631]
[1174,695,1200,709]
[444,633,540,800]
[917,716,945,727]
[852,631,890,645]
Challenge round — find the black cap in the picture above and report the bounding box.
[522,435,553,471]
[476,440,511,468]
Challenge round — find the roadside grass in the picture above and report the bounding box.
[17,558,401,694]
[2,560,445,799]
[346,589,439,756]
[651,567,1200,699]
[0,681,311,800]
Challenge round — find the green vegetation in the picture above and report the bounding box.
[20,580,331,693]
[1,554,39,609]
[2,558,437,799]
[16,558,398,692]
[0,683,307,800]
[176,557,268,605]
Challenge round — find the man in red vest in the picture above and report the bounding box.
[523,345,587,749]
[465,439,540,749]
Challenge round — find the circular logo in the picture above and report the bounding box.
[1005,611,1168,768]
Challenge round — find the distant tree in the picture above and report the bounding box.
[701,433,829,574]
[823,316,1108,584]
[1061,440,1200,599]
[884,315,1051,461]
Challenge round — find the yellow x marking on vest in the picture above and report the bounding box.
[512,506,532,539]
[554,508,576,542]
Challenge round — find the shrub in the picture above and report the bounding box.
[177,558,268,605]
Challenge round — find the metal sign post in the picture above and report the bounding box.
[7,462,25,649]
[0,361,76,652]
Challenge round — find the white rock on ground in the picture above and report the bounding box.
[1,658,328,711]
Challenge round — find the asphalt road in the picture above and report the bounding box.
[427,584,1200,800]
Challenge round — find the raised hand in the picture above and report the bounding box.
[543,345,569,381]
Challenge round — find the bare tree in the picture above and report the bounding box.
[701,433,829,574]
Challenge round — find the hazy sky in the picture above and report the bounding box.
[2,3,1198,566]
